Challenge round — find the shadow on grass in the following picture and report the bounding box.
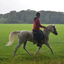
[12,53,64,61]
[0,53,64,64]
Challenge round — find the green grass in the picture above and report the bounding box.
[0,24,64,64]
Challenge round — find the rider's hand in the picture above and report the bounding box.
[44,26,46,28]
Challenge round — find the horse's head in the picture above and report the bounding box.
[46,25,58,35]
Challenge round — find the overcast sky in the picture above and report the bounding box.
[0,0,64,14]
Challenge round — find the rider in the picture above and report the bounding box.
[33,12,46,47]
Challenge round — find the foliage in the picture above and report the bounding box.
[0,10,64,24]
[0,24,64,64]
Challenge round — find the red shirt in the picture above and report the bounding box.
[33,18,45,30]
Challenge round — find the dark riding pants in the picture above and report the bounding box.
[37,30,44,40]
[33,30,44,40]
[33,30,44,47]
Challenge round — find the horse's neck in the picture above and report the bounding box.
[43,28,50,37]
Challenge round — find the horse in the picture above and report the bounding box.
[6,25,58,57]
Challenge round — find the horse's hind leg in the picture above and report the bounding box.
[13,40,22,57]
[23,40,30,55]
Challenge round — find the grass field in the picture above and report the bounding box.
[0,24,64,64]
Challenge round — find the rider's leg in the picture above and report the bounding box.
[37,30,44,47]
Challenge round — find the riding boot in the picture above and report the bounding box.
[37,40,42,47]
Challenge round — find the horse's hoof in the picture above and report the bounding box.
[52,53,54,55]
[34,53,37,55]
[52,52,54,55]
[13,55,14,58]
[28,53,31,55]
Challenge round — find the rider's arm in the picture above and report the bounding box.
[36,19,46,28]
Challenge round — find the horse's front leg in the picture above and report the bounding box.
[34,46,41,55]
[45,42,54,54]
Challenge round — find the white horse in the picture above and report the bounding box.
[6,25,58,57]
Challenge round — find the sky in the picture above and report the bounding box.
[0,0,64,14]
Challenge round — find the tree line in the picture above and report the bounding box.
[0,9,64,24]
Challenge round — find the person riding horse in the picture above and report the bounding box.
[33,12,46,47]
[6,24,58,57]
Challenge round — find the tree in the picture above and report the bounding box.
[0,10,64,24]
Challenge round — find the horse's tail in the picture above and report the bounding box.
[6,31,20,46]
